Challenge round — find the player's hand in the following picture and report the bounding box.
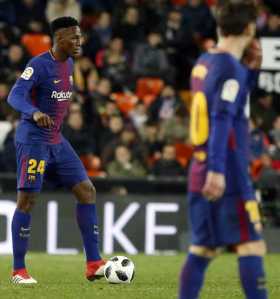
[242,39,262,70]
[202,171,226,201]
[33,111,54,128]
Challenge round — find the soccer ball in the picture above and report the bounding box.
[104,256,135,284]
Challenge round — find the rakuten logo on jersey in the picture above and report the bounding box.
[51,91,72,102]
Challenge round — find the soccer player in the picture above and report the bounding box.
[179,1,268,299]
[7,17,105,284]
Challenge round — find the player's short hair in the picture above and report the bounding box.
[50,16,79,35]
[216,0,257,36]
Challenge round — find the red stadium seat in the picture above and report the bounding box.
[175,143,193,167]
[21,33,51,56]
[80,154,106,177]
[111,92,138,116]
[136,77,164,106]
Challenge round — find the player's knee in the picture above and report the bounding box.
[189,245,219,258]
[17,192,36,212]
[86,183,96,203]
[237,240,267,257]
[73,180,96,204]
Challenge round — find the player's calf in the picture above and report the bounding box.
[179,246,216,299]
[237,240,268,299]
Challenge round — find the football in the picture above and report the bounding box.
[104,256,135,284]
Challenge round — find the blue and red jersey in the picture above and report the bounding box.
[188,52,258,200]
[8,51,73,144]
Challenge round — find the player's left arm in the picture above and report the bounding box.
[203,64,240,200]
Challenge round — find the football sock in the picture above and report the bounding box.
[179,253,211,299]
[239,256,267,299]
[12,209,31,270]
[76,203,101,261]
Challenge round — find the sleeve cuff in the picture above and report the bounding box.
[207,161,225,174]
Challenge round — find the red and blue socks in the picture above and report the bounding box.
[239,255,267,299]
[12,209,31,270]
[179,253,211,299]
[76,203,101,261]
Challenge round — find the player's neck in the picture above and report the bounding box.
[50,47,68,61]
[216,37,247,60]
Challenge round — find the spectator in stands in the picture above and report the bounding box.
[270,116,280,145]
[20,20,51,57]
[149,85,183,122]
[252,91,277,133]
[106,144,146,177]
[140,0,170,30]
[73,56,99,93]
[7,44,29,72]
[182,0,216,40]
[0,117,18,172]
[62,102,95,156]
[159,108,189,143]
[132,31,171,81]
[99,114,124,153]
[140,122,163,166]
[83,11,112,59]
[101,126,147,166]
[257,152,280,189]
[129,101,148,130]
[151,143,185,177]
[267,116,280,166]
[96,37,131,91]
[14,0,47,31]
[249,117,268,160]
[0,0,16,25]
[0,82,14,120]
[46,0,82,23]
[259,13,280,37]
[86,77,112,115]
[113,6,145,51]
[159,9,199,87]
[94,11,112,48]
[0,44,29,82]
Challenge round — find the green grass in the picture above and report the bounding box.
[0,253,279,299]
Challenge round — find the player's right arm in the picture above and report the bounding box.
[7,59,54,128]
[202,58,240,200]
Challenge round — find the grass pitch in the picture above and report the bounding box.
[0,253,280,299]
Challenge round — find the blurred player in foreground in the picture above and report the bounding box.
[7,17,105,284]
[179,1,267,299]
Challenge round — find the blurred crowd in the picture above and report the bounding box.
[0,0,280,184]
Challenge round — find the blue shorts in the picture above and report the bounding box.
[16,138,88,192]
[188,192,262,248]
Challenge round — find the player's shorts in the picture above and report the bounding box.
[188,192,262,247]
[16,138,88,192]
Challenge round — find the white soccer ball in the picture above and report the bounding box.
[104,256,135,284]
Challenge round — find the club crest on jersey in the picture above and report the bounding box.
[51,91,72,101]
[21,67,34,80]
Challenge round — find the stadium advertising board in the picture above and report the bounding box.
[259,37,280,93]
[0,193,188,255]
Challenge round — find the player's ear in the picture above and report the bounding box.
[54,30,66,46]
[243,23,256,39]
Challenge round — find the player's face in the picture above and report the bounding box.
[59,26,82,58]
